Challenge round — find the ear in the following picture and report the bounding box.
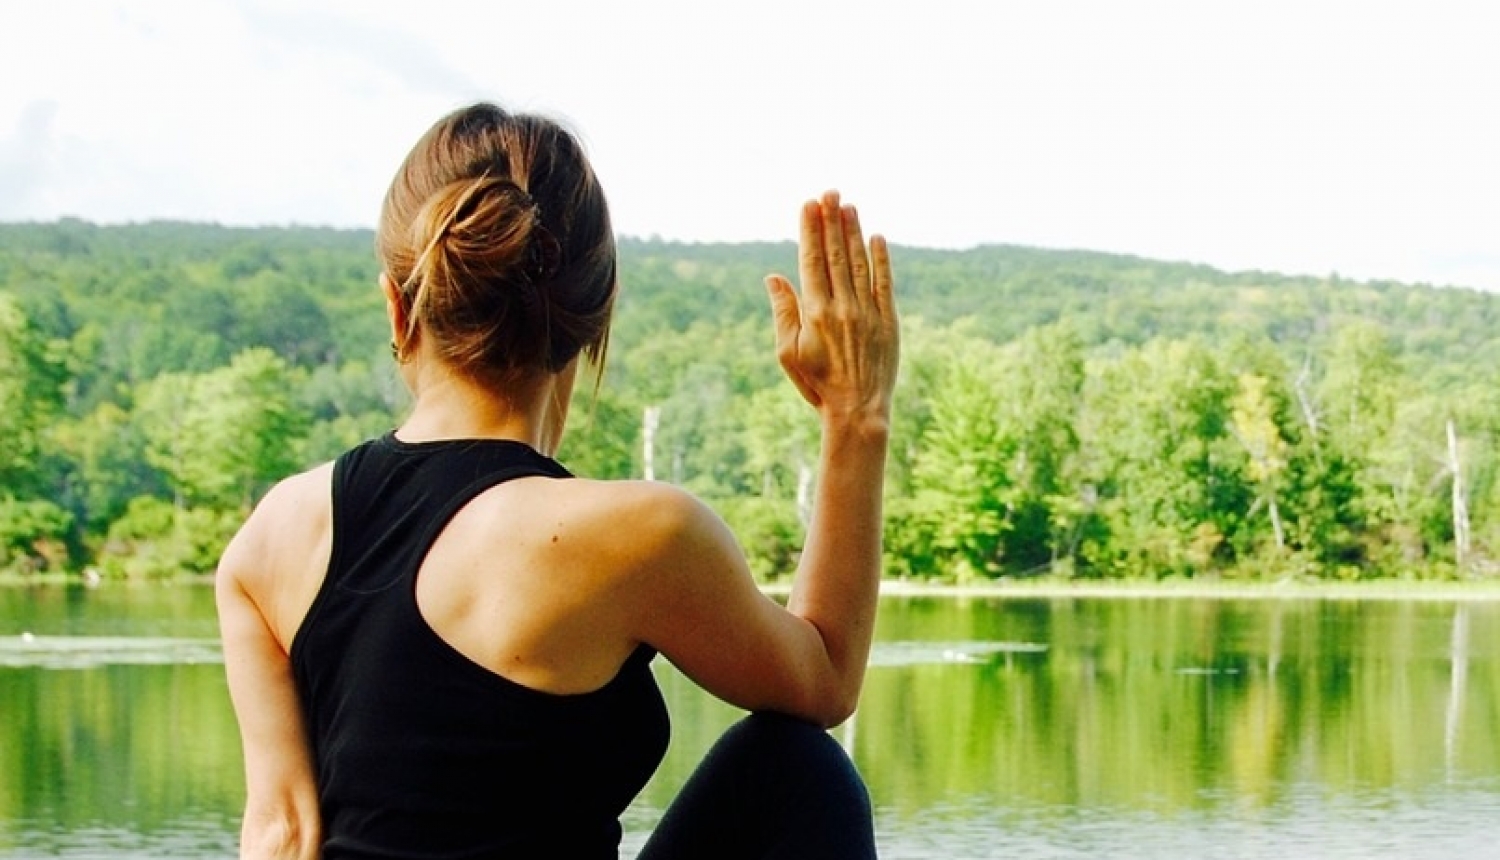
[380,272,411,350]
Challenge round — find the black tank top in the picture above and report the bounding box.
[290,433,670,859]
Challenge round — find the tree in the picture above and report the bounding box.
[560,384,641,481]
[654,362,743,496]
[1229,373,1290,551]
[1316,321,1402,523]
[0,497,72,573]
[887,327,1011,581]
[49,401,166,536]
[1081,338,1246,577]
[739,385,818,512]
[0,293,65,496]
[994,321,1086,573]
[136,348,308,512]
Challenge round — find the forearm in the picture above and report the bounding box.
[761,190,898,723]
[218,540,323,860]
[787,413,890,715]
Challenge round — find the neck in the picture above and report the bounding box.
[395,357,568,456]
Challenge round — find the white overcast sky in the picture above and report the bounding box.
[2,0,1497,290]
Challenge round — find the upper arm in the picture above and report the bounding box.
[217,482,325,859]
[617,485,852,726]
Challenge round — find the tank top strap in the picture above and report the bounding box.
[301,433,572,638]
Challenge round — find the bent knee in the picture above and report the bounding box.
[730,713,865,789]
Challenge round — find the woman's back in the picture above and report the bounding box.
[290,434,667,858]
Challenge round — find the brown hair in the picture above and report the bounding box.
[377,102,616,387]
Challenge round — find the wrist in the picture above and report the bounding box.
[819,409,892,448]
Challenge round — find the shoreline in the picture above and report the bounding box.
[6,573,1500,602]
[798,577,1500,602]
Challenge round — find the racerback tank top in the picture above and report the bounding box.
[290,433,670,859]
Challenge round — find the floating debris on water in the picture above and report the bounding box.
[870,640,1049,667]
[0,635,223,670]
[1175,666,1242,676]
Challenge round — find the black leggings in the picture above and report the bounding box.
[636,713,877,860]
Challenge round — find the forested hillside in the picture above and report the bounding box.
[1,219,1495,580]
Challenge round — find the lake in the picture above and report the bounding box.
[2,585,1497,858]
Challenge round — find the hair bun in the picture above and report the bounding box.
[377,103,617,384]
[525,225,562,283]
[427,174,543,285]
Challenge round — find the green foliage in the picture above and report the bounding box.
[560,385,641,480]
[1,219,1498,580]
[49,400,164,534]
[0,292,66,495]
[99,497,239,579]
[888,334,1011,581]
[1081,339,1247,577]
[993,322,1086,571]
[0,497,73,573]
[738,385,817,503]
[715,496,803,582]
[136,348,309,511]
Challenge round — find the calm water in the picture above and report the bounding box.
[2,585,1498,859]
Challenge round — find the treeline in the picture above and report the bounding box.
[0,219,1495,580]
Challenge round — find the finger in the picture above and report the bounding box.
[796,199,829,312]
[870,234,896,324]
[764,275,822,407]
[842,204,872,311]
[819,190,855,303]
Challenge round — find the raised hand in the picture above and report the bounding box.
[764,191,899,427]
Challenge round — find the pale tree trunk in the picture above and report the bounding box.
[1294,356,1324,468]
[642,406,660,481]
[1447,419,1470,567]
[1268,494,1285,550]
[1294,355,1320,437]
[796,460,813,528]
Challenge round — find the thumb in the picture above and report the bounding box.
[764,275,821,407]
[764,274,801,352]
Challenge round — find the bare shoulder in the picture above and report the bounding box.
[221,463,335,574]
[549,477,736,573]
[218,462,336,650]
[545,477,764,629]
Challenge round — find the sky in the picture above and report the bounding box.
[2,0,1497,290]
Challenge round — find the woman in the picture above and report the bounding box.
[217,101,899,859]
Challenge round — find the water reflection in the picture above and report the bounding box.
[0,662,242,857]
[1446,604,1469,780]
[2,588,1498,858]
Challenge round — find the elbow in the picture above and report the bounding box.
[769,697,856,731]
[762,674,859,728]
[795,682,861,729]
[796,644,866,728]
[814,706,856,730]
[819,690,860,728]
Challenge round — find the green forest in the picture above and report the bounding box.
[1,219,1496,582]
